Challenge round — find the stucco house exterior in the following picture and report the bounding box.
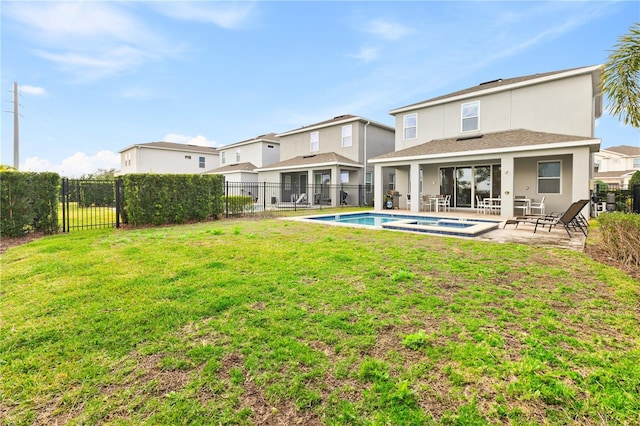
[118,142,219,175]
[369,65,603,217]
[257,115,395,206]
[204,133,280,183]
[594,145,640,188]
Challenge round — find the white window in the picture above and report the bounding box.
[340,171,349,183]
[221,151,225,164]
[462,101,479,132]
[199,156,206,168]
[389,173,395,190]
[538,161,561,194]
[634,158,640,168]
[342,125,352,147]
[310,131,319,152]
[403,114,417,139]
[235,149,241,163]
[365,172,372,192]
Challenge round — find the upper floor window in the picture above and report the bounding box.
[342,125,352,147]
[340,171,350,183]
[310,131,319,152]
[199,156,206,168]
[634,158,640,168]
[538,161,561,194]
[221,151,226,164]
[403,114,417,139]
[235,149,241,163]
[462,101,479,132]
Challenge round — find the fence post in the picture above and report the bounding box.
[61,178,67,233]
[225,180,229,218]
[115,178,121,228]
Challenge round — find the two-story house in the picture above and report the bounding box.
[594,145,640,188]
[257,115,395,206]
[204,133,280,182]
[118,142,219,175]
[369,65,603,217]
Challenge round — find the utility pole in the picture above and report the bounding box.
[13,82,19,170]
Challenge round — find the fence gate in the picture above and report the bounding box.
[60,178,122,232]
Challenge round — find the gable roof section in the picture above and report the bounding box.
[390,64,602,115]
[119,141,218,155]
[600,145,640,156]
[276,114,394,137]
[370,129,599,163]
[257,152,362,172]
[594,170,638,179]
[218,133,280,150]
[204,162,257,174]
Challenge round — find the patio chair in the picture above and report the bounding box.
[340,190,348,205]
[503,199,589,238]
[421,195,432,212]
[407,194,411,210]
[529,196,546,215]
[475,195,488,214]
[437,194,450,212]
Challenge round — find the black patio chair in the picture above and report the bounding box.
[504,199,590,238]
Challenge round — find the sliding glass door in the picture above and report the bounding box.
[439,164,501,209]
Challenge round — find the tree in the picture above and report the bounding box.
[630,170,640,187]
[601,23,640,128]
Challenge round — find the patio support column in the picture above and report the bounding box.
[501,154,515,218]
[410,162,420,212]
[374,163,383,210]
[573,148,591,217]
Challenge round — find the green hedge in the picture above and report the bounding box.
[121,174,224,226]
[597,212,640,267]
[0,171,60,237]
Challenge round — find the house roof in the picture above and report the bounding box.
[594,170,638,178]
[600,145,640,156]
[389,64,603,115]
[218,133,280,150]
[276,114,394,137]
[257,152,362,172]
[119,141,218,155]
[204,162,257,174]
[369,129,599,163]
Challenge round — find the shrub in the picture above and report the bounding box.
[0,171,59,237]
[121,174,224,226]
[597,212,640,267]
[224,196,254,216]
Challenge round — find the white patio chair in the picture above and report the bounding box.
[406,194,411,210]
[421,195,432,212]
[438,194,450,212]
[529,196,546,215]
[475,195,488,214]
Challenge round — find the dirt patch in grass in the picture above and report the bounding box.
[584,243,640,281]
[0,232,46,255]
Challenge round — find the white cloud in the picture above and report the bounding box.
[4,2,175,81]
[152,2,257,29]
[364,19,413,41]
[163,133,218,147]
[347,47,379,63]
[20,85,47,96]
[21,150,120,177]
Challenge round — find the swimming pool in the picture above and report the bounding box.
[299,212,500,237]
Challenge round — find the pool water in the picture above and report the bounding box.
[304,212,499,237]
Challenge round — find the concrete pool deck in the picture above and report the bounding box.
[294,208,587,252]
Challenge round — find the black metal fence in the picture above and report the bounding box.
[592,183,639,215]
[60,178,122,232]
[222,182,374,217]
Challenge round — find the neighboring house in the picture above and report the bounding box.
[593,145,640,188]
[204,133,280,184]
[118,142,219,175]
[257,115,395,206]
[369,65,603,217]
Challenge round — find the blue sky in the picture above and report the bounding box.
[1,1,638,177]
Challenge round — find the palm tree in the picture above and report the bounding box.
[601,23,640,128]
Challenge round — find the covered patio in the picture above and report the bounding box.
[369,129,600,219]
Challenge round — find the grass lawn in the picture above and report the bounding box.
[58,202,117,230]
[1,214,639,425]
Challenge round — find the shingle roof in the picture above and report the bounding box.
[276,114,393,137]
[370,129,597,162]
[594,170,638,178]
[120,141,218,154]
[258,152,361,170]
[390,65,601,113]
[204,162,257,174]
[601,145,640,156]
[218,133,280,149]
